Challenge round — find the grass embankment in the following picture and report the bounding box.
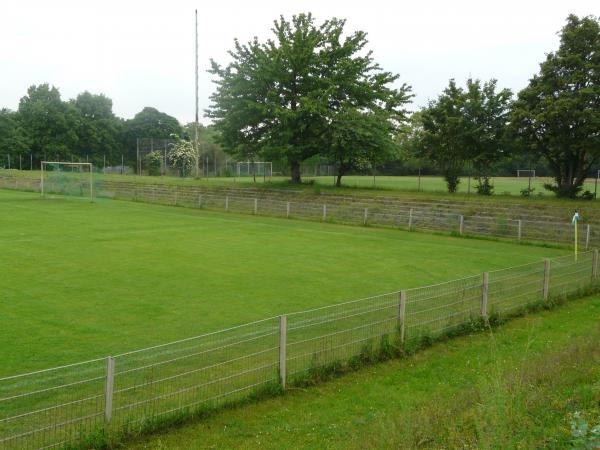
[3,168,600,207]
[127,294,600,450]
[0,189,568,376]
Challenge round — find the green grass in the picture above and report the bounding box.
[0,189,569,376]
[4,168,600,204]
[126,294,600,450]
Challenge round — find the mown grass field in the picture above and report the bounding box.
[0,189,569,377]
[128,294,600,450]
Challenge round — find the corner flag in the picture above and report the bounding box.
[572,210,580,260]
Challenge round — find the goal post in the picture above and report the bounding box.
[233,161,273,180]
[516,169,536,179]
[41,162,94,201]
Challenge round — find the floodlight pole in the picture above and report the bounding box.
[194,9,200,178]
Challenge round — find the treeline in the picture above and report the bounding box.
[208,13,599,198]
[0,85,220,169]
[1,14,598,199]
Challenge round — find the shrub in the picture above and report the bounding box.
[144,151,162,176]
[475,176,494,196]
[581,190,595,200]
[520,186,535,197]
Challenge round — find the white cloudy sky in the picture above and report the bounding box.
[0,0,597,124]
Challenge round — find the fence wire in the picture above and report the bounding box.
[1,174,593,247]
[0,252,596,449]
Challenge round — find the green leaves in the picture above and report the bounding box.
[511,15,600,198]
[416,78,512,193]
[207,13,411,183]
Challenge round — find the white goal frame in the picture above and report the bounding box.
[516,169,536,179]
[41,161,94,201]
[235,161,273,179]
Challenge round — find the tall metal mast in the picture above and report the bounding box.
[194,9,200,177]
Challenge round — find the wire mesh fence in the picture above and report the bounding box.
[0,252,597,449]
[1,173,594,248]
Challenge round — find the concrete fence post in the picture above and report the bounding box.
[363,208,368,226]
[543,259,551,301]
[104,356,115,424]
[254,198,258,214]
[459,215,464,235]
[518,220,522,241]
[286,202,290,218]
[399,290,407,343]
[592,249,598,283]
[225,195,229,211]
[174,189,178,206]
[408,208,413,231]
[586,225,591,251]
[279,315,287,389]
[323,204,327,221]
[481,272,489,319]
[198,193,202,207]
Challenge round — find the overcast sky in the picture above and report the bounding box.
[0,0,597,124]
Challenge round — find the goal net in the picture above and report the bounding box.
[41,162,95,201]
[516,169,536,179]
[226,161,272,179]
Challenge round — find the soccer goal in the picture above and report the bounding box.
[516,169,536,179]
[41,162,94,201]
[233,161,273,179]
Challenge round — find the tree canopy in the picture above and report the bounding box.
[207,13,412,183]
[415,79,512,193]
[512,14,600,198]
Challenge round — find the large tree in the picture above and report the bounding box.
[0,109,31,166]
[122,107,183,165]
[18,84,79,162]
[71,92,122,166]
[417,79,512,193]
[207,13,411,183]
[328,108,399,186]
[511,15,600,198]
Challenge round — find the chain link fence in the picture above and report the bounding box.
[0,251,598,449]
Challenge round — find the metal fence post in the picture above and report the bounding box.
[586,224,591,250]
[286,202,290,218]
[104,356,115,424]
[592,249,598,283]
[225,195,229,211]
[518,220,522,241]
[323,204,327,221]
[363,208,368,226]
[543,259,551,301]
[254,198,258,214]
[459,215,464,235]
[399,290,406,343]
[408,208,413,231]
[481,272,489,319]
[279,315,287,389]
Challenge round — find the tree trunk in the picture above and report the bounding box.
[335,166,345,187]
[290,161,302,183]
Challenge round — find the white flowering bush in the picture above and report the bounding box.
[168,136,197,177]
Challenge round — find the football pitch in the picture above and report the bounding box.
[0,189,569,377]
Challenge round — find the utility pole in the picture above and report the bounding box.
[194,9,200,178]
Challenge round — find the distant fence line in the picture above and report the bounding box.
[0,250,597,449]
[0,174,596,248]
